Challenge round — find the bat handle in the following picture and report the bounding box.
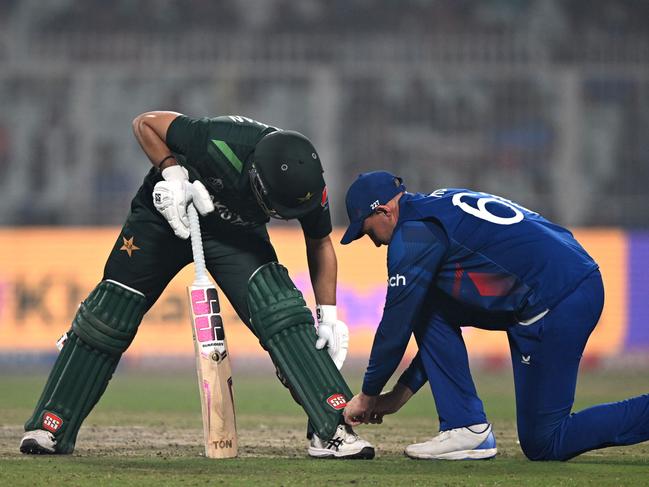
[188,203,211,286]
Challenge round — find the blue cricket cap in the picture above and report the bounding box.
[340,171,406,245]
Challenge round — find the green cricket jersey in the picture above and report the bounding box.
[142,115,332,239]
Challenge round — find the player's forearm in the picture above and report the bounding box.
[132,111,182,168]
[386,382,415,410]
[305,234,337,305]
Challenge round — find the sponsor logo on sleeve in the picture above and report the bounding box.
[388,274,407,287]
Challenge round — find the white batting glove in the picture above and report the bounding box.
[315,305,349,370]
[153,165,214,239]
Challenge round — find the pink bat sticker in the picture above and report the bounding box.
[194,316,215,343]
[191,289,211,315]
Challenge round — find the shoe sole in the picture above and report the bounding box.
[19,439,56,455]
[405,448,497,460]
[308,446,375,460]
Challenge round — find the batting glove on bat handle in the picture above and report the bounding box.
[152,165,214,239]
[315,305,349,370]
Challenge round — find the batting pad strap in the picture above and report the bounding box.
[251,297,314,343]
[248,263,353,441]
[72,280,146,355]
[248,263,315,342]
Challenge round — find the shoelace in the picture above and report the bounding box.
[339,425,359,443]
[435,430,452,442]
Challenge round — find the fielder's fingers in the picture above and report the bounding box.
[342,409,352,425]
[343,409,362,426]
[368,413,383,424]
[344,416,359,426]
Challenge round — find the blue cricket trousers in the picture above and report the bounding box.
[414,270,649,460]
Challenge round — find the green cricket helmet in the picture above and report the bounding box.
[250,130,326,220]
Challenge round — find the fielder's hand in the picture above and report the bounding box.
[367,383,414,424]
[153,165,214,239]
[315,305,349,370]
[343,392,377,426]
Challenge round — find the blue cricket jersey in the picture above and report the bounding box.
[362,189,598,395]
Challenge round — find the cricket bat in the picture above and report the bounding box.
[186,203,237,458]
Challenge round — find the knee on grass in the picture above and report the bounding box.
[519,433,570,462]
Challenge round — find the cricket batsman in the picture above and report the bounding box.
[19,112,374,459]
[341,170,649,461]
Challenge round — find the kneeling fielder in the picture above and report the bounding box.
[342,171,649,461]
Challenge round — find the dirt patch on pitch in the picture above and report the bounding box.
[0,424,330,459]
[0,420,522,459]
[5,420,646,460]
[0,424,417,459]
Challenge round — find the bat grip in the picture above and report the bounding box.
[188,203,210,286]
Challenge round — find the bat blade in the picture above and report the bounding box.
[187,283,237,458]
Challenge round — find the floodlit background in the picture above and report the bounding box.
[1,0,649,366]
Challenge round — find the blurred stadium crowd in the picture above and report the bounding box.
[1,0,648,227]
[4,0,649,39]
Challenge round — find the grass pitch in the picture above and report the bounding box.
[1,365,648,486]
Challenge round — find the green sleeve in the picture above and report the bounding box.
[166,115,210,160]
[299,203,332,239]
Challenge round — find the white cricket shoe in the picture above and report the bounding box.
[405,423,497,460]
[20,430,57,454]
[308,424,375,459]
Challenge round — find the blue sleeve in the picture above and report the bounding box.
[361,220,447,395]
[397,352,428,393]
